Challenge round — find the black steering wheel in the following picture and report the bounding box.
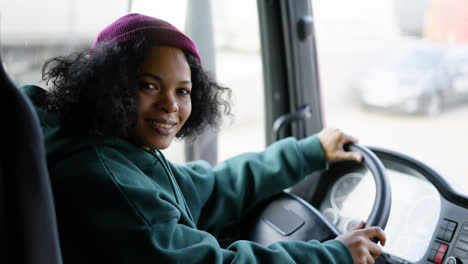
[247,143,391,245]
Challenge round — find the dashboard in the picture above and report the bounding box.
[319,167,441,262]
[248,146,468,264]
[310,147,468,264]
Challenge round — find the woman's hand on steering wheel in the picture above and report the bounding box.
[318,128,363,163]
[336,221,387,264]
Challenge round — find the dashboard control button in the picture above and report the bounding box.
[463,223,468,232]
[453,248,468,259]
[439,243,449,254]
[456,241,468,251]
[428,250,437,261]
[433,242,442,250]
[435,252,445,264]
[447,221,458,232]
[444,230,454,242]
[438,228,447,240]
[442,220,450,229]
[459,233,468,243]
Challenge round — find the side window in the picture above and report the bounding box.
[312,0,468,194]
[212,1,265,161]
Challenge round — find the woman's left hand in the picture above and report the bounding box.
[317,128,363,163]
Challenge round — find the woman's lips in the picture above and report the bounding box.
[147,119,177,135]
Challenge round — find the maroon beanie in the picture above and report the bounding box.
[92,13,201,64]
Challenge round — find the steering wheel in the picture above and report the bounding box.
[247,143,391,245]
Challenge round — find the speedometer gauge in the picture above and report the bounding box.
[330,173,364,212]
[322,208,339,225]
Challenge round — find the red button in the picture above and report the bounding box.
[434,252,445,264]
[438,243,448,253]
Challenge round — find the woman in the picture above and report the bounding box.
[23,13,385,264]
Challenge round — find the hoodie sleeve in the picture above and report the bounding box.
[172,135,328,231]
[50,143,352,264]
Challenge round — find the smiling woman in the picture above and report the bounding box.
[133,46,193,149]
[39,14,230,144]
[10,11,386,264]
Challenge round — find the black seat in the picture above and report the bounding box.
[0,46,63,262]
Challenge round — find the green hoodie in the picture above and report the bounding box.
[22,85,353,263]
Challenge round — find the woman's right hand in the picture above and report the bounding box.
[317,128,362,163]
[335,221,387,264]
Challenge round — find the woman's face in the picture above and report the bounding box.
[132,46,192,149]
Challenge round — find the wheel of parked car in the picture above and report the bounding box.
[426,93,442,117]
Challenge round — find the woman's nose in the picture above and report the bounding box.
[158,92,179,113]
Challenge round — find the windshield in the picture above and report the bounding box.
[312,0,468,194]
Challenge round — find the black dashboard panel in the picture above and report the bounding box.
[430,200,468,264]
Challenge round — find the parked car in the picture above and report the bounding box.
[356,40,468,116]
[439,46,468,108]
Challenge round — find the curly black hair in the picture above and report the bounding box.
[41,40,231,139]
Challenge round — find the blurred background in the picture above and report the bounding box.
[1,0,468,194]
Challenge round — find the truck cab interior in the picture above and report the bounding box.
[2,0,468,264]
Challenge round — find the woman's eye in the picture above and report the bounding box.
[139,82,157,90]
[178,88,191,95]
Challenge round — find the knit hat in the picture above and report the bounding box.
[92,13,201,64]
